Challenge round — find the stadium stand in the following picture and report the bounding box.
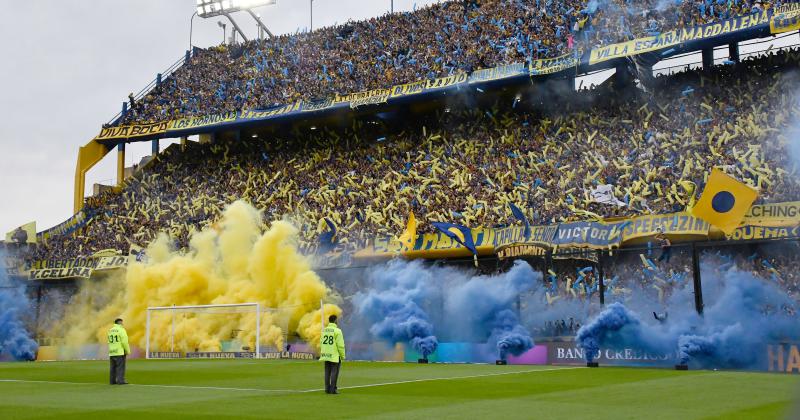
[11,3,799,348]
[25,48,800,267]
[117,0,787,125]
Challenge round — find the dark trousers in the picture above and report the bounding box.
[658,247,672,263]
[110,355,126,384]
[324,361,341,393]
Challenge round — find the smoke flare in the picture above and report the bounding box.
[354,259,539,359]
[491,309,534,359]
[355,260,439,357]
[0,289,38,361]
[576,264,799,368]
[53,201,339,354]
[0,251,38,361]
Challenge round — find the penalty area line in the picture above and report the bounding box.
[298,366,584,393]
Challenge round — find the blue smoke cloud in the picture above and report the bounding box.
[576,264,799,369]
[355,259,540,359]
[444,260,539,358]
[677,328,742,366]
[576,302,641,363]
[675,266,798,367]
[0,253,38,361]
[355,260,439,356]
[490,309,534,359]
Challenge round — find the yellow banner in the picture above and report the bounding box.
[426,73,468,90]
[349,91,392,109]
[301,98,335,112]
[239,104,301,120]
[469,63,526,83]
[621,213,710,242]
[95,121,168,141]
[390,80,428,98]
[493,225,558,250]
[497,244,548,260]
[355,227,494,259]
[390,73,468,99]
[590,11,770,65]
[744,201,800,227]
[168,111,238,131]
[27,255,128,280]
[726,225,800,241]
[335,89,392,105]
[771,3,800,34]
[531,53,579,75]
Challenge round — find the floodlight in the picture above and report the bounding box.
[197,0,276,18]
[196,0,276,42]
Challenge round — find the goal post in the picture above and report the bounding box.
[146,303,283,359]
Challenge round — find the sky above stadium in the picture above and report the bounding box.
[0,0,440,236]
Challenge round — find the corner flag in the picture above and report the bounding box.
[691,168,758,235]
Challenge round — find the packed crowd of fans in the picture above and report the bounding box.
[531,244,691,311]
[123,0,586,124]
[26,48,800,266]
[119,0,785,125]
[541,318,582,337]
[585,0,785,46]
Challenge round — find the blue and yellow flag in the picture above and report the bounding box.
[431,222,477,255]
[509,203,531,240]
[397,211,417,250]
[692,168,758,235]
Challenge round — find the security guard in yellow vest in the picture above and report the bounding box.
[319,315,346,394]
[108,318,131,385]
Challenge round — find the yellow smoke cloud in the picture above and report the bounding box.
[55,201,340,353]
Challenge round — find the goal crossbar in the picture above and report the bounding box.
[146,303,262,359]
[147,303,260,311]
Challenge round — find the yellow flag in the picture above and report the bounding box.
[679,180,697,210]
[692,168,758,234]
[5,221,36,244]
[398,212,417,250]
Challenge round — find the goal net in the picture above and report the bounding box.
[145,303,290,359]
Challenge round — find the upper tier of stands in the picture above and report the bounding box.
[118,0,784,125]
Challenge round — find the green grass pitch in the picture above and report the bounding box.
[0,360,798,419]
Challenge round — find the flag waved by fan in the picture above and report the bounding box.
[692,168,758,235]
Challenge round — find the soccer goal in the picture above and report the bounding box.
[145,303,290,359]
